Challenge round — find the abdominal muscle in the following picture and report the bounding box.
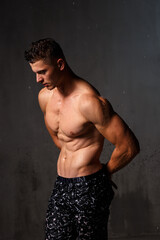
[57,135,104,178]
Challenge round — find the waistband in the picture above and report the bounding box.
[57,164,108,183]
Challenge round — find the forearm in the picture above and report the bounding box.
[44,118,61,150]
[54,140,61,150]
[106,143,140,175]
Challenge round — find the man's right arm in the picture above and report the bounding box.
[44,117,61,150]
[38,89,61,150]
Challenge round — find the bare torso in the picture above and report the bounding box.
[40,80,105,177]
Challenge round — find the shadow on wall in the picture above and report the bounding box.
[109,187,152,238]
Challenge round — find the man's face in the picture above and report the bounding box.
[29,59,59,90]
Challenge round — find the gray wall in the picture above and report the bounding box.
[0,0,160,239]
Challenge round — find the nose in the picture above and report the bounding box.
[36,73,43,83]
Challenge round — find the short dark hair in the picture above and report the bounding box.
[24,38,65,63]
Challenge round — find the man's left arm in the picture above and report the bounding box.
[80,94,140,175]
[100,111,140,175]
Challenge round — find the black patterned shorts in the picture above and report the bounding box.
[45,164,115,240]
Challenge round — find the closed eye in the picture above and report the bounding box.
[37,70,47,74]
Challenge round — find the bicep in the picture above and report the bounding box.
[38,89,48,114]
[97,112,140,163]
[96,113,132,147]
[80,94,136,148]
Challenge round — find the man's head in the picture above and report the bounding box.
[24,38,65,64]
[25,38,67,90]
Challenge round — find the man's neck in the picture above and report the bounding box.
[57,67,79,97]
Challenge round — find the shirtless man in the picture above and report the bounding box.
[24,38,140,240]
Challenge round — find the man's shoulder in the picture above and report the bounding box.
[78,89,108,111]
[77,82,113,124]
[77,79,100,96]
[38,88,53,113]
[78,80,109,102]
[38,87,54,100]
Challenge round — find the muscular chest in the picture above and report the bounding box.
[45,95,89,138]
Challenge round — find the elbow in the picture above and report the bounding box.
[129,139,140,159]
[134,138,140,155]
[136,141,140,155]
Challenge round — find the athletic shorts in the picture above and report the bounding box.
[45,164,115,240]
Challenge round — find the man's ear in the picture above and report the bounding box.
[57,58,65,71]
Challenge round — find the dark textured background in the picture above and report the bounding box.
[0,0,160,239]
